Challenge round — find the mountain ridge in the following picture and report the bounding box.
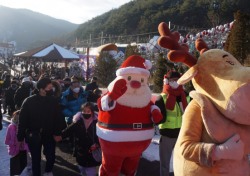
[0,5,78,52]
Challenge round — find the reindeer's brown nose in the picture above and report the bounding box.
[130,80,141,89]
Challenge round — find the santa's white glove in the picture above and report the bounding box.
[213,134,244,161]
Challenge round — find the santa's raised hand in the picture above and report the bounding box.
[108,79,127,100]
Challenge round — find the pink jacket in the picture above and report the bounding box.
[5,123,29,156]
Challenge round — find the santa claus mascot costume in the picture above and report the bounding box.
[97,55,163,176]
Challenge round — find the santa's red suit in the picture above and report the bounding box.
[97,55,162,176]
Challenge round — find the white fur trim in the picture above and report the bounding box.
[151,105,160,113]
[116,67,150,76]
[101,94,116,111]
[97,125,154,142]
[150,105,161,122]
[144,60,152,70]
[163,78,168,85]
[73,112,82,123]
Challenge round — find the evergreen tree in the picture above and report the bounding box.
[93,52,118,87]
[224,11,250,65]
[124,44,141,59]
[152,53,174,93]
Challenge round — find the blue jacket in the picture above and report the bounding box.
[60,87,88,124]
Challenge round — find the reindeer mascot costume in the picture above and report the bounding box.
[158,22,250,176]
[97,55,163,176]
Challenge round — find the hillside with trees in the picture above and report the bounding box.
[74,0,249,47]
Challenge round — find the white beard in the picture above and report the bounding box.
[116,84,152,108]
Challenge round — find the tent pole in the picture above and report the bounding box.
[86,47,90,81]
[64,60,68,77]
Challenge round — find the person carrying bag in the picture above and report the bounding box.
[58,102,101,176]
[89,123,102,163]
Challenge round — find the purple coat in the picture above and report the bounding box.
[5,123,29,156]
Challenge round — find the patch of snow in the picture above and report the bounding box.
[142,134,174,172]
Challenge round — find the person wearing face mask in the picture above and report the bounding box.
[57,102,101,176]
[5,80,19,116]
[17,77,63,176]
[60,75,88,125]
[155,70,188,176]
[60,75,88,156]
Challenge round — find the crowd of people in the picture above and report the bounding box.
[0,66,190,176]
[0,69,102,176]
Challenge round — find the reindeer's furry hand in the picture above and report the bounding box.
[213,134,244,161]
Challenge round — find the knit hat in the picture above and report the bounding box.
[36,77,51,90]
[163,71,181,85]
[116,55,152,76]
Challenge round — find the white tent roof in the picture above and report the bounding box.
[33,43,79,59]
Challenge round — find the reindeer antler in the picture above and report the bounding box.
[158,22,197,67]
[195,38,209,54]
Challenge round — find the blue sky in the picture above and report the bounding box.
[0,0,131,24]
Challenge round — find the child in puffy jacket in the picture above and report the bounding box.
[60,102,101,176]
[5,110,32,175]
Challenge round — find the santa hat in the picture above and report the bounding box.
[163,71,181,85]
[116,55,152,76]
[165,70,181,79]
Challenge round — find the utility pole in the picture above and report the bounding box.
[86,47,90,81]
[212,0,220,27]
[89,34,92,47]
[101,31,103,45]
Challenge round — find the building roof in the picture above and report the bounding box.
[14,43,79,61]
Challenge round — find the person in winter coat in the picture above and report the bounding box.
[61,77,71,92]
[155,71,188,176]
[5,110,29,156]
[59,102,101,176]
[60,75,88,125]
[17,77,63,176]
[85,77,98,92]
[5,110,32,175]
[14,77,33,110]
[51,80,62,101]
[2,74,11,114]
[5,80,19,116]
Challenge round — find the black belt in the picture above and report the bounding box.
[98,121,153,129]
